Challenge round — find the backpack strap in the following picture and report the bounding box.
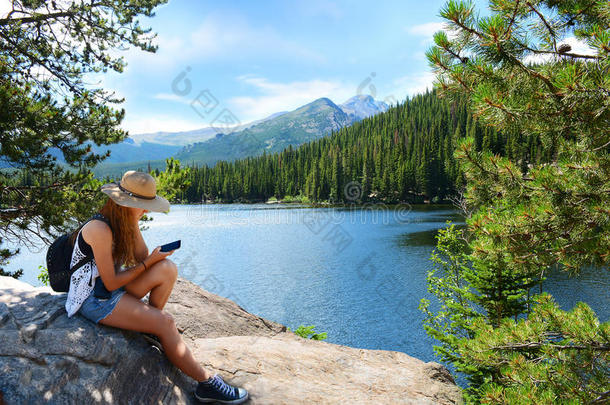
[70,254,94,273]
[89,213,112,230]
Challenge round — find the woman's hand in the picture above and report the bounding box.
[144,246,174,268]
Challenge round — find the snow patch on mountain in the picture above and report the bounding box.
[339,95,389,122]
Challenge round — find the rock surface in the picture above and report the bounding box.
[0,276,462,404]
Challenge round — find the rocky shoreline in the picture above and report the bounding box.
[0,276,462,404]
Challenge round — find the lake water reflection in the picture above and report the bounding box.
[5,204,609,366]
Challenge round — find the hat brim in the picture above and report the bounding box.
[101,183,170,213]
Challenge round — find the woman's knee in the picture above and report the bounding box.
[163,311,176,328]
[154,258,178,281]
[155,310,176,336]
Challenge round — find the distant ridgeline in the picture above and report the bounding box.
[181,90,549,203]
[6,91,550,204]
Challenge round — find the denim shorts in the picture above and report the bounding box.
[78,278,127,324]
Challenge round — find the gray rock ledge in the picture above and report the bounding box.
[0,276,462,404]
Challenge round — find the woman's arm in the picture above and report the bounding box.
[133,226,149,263]
[82,221,170,291]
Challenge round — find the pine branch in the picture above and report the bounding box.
[0,11,75,26]
[592,391,610,404]
[502,0,521,40]
[525,1,558,51]
[492,342,610,351]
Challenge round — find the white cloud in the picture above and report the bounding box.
[119,12,325,73]
[188,14,324,62]
[564,36,597,56]
[391,71,436,99]
[121,114,207,135]
[406,22,445,37]
[153,92,190,104]
[0,0,12,18]
[128,74,405,133]
[406,21,456,46]
[84,71,128,104]
[228,75,357,122]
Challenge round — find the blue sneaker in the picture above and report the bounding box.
[195,374,249,404]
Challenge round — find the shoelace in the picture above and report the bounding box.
[210,375,234,398]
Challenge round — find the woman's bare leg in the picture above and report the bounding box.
[99,293,211,382]
[124,258,178,310]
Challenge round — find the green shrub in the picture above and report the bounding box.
[288,325,328,340]
[37,265,49,286]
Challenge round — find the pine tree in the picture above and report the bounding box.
[422,0,609,402]
[0,0,167,277]
[329,151,342,202]
[182,90,512,204]
[361,158,372,201]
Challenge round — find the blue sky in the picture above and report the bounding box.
[102,0,491,134]
[2,0,487,134]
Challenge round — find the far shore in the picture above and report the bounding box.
[171,197,455,207]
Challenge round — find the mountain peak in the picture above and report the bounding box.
[291,97,342,115]
[344,94,374,103]
[309,97,338,107]
[339,95,389,121]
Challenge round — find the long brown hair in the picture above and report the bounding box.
[98,198,138,266]
[71,198,138,266]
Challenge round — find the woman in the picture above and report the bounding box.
[65,170,249,404]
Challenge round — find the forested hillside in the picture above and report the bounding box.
[182,90,545,203]
[9,90,546,205]
[173,96,384,166]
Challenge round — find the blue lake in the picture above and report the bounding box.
[6,204,609,367]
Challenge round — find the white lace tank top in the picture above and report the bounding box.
[65,228,100,317]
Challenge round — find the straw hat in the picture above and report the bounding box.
[101,171,170,212]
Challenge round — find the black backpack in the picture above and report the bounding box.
[46,213,111,292]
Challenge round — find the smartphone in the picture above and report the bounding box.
[160,240,181,252]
